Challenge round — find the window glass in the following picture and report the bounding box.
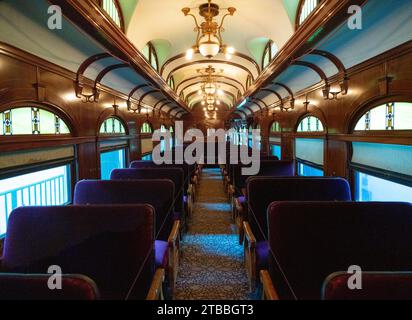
[299,0,319,25]
[355,171,412,202]
[354,102,412,131]
[1,107,70,135]
[0,165,71,236]
[298,162,324,177]
[271,145,281,160]
[297,116,324,132]
[141,122,152,134]
[142,154,152,161]
[99,117,126,135]
[100,149,126,180]
[102,0,122,28]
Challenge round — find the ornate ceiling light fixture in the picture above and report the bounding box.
[183,0,236,59]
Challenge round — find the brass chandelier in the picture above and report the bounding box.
[183,0,236,59]
[197,66,224,111]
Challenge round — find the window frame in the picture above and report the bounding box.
[0,105,73,137]
[352,102,412,133]
[296,0,321,29]
[261,40,277,70]
[297,158,324,177]
[0,159,76,238]
[142,42,160,72]
[296,114,326,134]
[99,0,125,31]
[98,116,128,136]
[99,146,128,180]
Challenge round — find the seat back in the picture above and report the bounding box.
[247,177,351,241]
[0,274,99,300]
[74,180,174,240]
[267,202,412,300]
[2,205,155,300]
[322,272,412,300]
[233,160,295,196]
[111,168,184,214]
[130,161,191,194]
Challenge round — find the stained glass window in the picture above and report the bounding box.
[262,41,278,69]
[99,117,126,135]
[142,42,159,72]
[354,102,412,131]
[298,0,319,26]
[1,107,70,135]
[141,122,153,134]
[297,116,324,132]
[102,0,122,29]
[270,121,281,133]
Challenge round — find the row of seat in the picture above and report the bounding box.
[221,159,412,300]
[0,160,201,300]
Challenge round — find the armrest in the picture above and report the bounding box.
[146,268,165,300]
[260,270,280,300]
[168,220,181,247]
[187,184,193,196]
[243,221,256,248]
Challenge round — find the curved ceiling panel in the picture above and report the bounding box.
[316,0,412,69]
[100,68,147,95]
[0,0,104,73]
[298,54,339,78]
[273,65,322,94]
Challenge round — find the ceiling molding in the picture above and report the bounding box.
[164,59,256,83]
[175,75,246,94]
[160,51,261,77]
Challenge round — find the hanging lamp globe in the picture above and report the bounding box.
[198,34,221,58]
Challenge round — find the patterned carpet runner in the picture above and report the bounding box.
[175,168,251,300]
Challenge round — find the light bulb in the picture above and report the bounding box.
[198,90,203,95]
[216,100,221,105]
[226,46,235,54]
[217,89,224,96]
[201,101,206,106]
[225,53,232,60]
[186,48,194,60]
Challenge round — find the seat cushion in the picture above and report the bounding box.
[256,241,269,270]
[155,240,169,269]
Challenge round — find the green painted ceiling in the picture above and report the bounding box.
[282,0,300,26]
[118,0,139,29]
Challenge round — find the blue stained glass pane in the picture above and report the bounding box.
[355,171,412,202]
[298,162,324,177]
[100,149,126,180]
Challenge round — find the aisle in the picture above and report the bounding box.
[175,168,251,300]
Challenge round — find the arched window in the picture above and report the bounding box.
[99,117,126,135]
[141,122,153,134]
[297,115,325,132]
[350,102,412,202]
[262,40,278,70]
[270,121,281,133]
[100,0,124,30]
[142,42,159,72]
[1,106,70,135]
[297,0,320,27]
[354,102,412,131]
[296,115,325,177]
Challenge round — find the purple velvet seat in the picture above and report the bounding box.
[233,161,295,197]
[0,274,99,300]
[322,272,412,300]
[267,202,412,300]
[244,177,352,291]
[247,177,352,241]
[1,205,155,300]
[110,168,185,217]
[74,180,174,241]
[130,161,191,195]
